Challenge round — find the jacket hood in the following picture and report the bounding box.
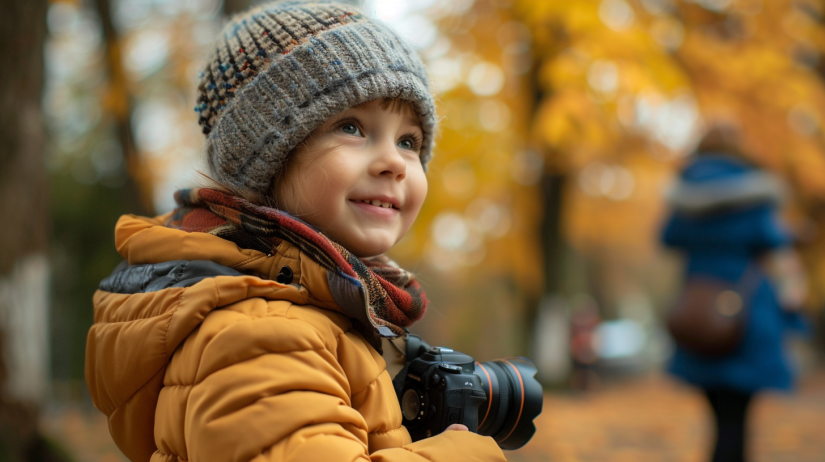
[666,154,786,215]
[85,214,349,426]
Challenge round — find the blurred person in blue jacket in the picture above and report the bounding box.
[661,125,809,462]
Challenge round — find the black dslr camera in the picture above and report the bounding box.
[392,334,543,450]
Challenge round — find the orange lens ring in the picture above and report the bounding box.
[475,361,494,428]
[496,360,525,444]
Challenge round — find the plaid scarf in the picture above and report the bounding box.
[165,188,427,346]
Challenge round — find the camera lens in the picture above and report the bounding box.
[401,389,421,421]
[473,358,543,450]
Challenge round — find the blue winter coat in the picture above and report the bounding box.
[662,158,807,393]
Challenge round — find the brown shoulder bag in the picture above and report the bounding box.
[666,266,761,357]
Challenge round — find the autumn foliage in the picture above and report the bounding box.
[408,0,825,313]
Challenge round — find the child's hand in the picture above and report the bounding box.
[444,424,469,432]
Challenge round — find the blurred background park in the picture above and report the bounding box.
[2,0,825,460]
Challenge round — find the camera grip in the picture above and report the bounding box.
[462,389,487,433]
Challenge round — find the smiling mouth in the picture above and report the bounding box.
[353,199,398,210]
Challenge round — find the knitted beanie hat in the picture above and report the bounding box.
[195,0,436,197]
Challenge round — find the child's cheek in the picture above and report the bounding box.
[405,169,428,226]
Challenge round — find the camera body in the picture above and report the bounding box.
[393,334,543,450]
[397,345,487,439]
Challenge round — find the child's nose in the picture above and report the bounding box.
[372,141,407,180]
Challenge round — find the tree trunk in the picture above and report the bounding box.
[0,0,56,459]
[530,173,573,384]
[93,0,154,216]
[0,0,49,271]
[225,0,253,16]
[523,44,573,383]
[540,173,566,295]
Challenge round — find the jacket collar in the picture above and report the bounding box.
[113,213,344,312]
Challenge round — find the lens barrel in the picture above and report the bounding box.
[473,358,543,450]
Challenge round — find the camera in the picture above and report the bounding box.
[392,334,543,450]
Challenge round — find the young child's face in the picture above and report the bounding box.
[275,99,428,257]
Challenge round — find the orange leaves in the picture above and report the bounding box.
[386,0,543,293]
[675,2,825,207]
[535,91,618,172]
[509,0,825,309]
[517,0,825,224]
[336,1,825,314]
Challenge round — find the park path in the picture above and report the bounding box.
[509,372,825,462]
[40,372,825,462]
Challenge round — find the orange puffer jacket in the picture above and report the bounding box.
[85,214,507,462]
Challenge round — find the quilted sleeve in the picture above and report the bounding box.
[185,313,507,462]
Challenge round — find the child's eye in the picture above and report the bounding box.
[397,139,414,150]
[398,134,422,152]
[341,123,361,136]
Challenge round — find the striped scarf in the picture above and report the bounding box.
[165,188,427,345]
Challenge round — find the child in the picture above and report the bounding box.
[85,1,509,461]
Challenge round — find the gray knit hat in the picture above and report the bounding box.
[195,0,436,196]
